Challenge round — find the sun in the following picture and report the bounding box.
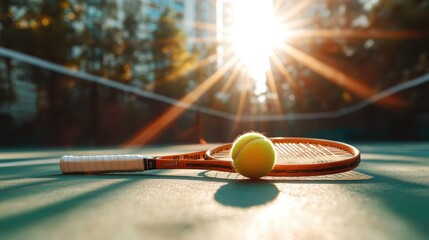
[229,0,286,95]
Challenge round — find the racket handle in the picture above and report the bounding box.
[60,155,148,174]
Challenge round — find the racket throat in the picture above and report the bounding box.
[143,157,157,170]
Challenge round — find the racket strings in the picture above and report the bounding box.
[275,142,352,164]
[276,143,305,162]
[276,143,320,164]
[307,144,338,162]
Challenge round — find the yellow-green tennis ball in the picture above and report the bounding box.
[231,132,276,179]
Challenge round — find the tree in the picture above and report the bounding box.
[150,7,199,99]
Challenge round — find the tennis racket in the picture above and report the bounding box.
[60,137,360,177]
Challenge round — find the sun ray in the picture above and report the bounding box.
[124,56,239,146]
[283,17,315,30]
[161,45,235,84]
[153,46,225,90]
[277,0,312,24]
[287,29,425,39]
[220,61,244,93]
[279,43,406,108]
[265,65,284,114]
[265,59,288,131]
[270,52,303,98]
[272,0,284,16]
[228,73,251,140]
[236,73,251,119]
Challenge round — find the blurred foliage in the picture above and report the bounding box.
[150,7,199,99]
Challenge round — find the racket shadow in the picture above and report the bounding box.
[201,170,373,183]
[55,168,372,182]
[50,169,373,184]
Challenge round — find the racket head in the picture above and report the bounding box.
[205,137,360,176]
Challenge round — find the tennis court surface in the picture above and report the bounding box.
[1,142,428,240]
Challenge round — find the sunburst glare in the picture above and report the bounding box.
[124,0,424,145]
[229,0,286,96]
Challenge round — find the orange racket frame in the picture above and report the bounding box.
[60,137,360,177]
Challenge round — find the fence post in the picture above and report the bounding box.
[89,82,99,145]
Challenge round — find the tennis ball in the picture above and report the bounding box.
[231,132,276,179]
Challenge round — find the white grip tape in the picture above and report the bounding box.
[60,155,146,173]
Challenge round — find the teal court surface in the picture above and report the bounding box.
[0,142,428,240]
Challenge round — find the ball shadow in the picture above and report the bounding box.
[214,181,279,208]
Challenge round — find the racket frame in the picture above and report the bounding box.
[60,137,360,176]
